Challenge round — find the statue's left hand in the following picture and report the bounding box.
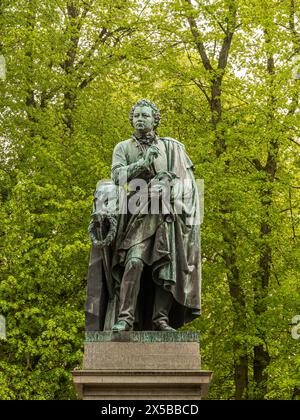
[155,171,178,182]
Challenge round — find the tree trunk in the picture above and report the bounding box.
[62,2,81,134]
[252,31,276,400]
[211,76,248,399]
[184,0,249,399]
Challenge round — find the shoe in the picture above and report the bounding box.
[154,322,176,332]
[112,320,132,332]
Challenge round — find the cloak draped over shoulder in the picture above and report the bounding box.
[85,136,201,331]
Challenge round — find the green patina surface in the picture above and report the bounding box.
[85,331,200,343]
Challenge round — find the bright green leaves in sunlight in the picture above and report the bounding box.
[0,0,299,400]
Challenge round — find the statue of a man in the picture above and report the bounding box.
[85,99,201,332]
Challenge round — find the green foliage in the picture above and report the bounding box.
[0,0,299,399]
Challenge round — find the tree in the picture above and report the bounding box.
[0,0,299,400]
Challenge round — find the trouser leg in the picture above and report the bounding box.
[117,257,144,328]
[152,284,174,329]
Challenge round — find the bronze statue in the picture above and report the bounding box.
[86,99,201,332]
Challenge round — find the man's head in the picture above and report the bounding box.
[129,99,161,134]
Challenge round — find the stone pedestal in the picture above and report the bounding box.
[72,331,212,400]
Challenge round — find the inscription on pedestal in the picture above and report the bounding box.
[85,330,200,343]
[83,332,201,371]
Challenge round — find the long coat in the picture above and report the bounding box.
[85,136,201,331]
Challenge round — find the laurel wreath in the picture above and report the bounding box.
[88,212,117,248]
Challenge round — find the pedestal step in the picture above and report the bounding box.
[72,332,212,400]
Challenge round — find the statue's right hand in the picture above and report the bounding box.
[144,145,160,167]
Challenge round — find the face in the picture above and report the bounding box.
[132,106,155,134]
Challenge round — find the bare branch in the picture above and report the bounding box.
[218,0,237,70]
[289,137,300,147]
[78,53,127,90]
[289,0,300,54]
[184,44,210,102]
[201,4,227,35]
[74,26,132,71]
[245,157,264,171]
[191,78,211,103]
[289,188,297,240]
[287,1,300,114]
[183,0,213,71]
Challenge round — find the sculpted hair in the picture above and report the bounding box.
[129,99,161,129]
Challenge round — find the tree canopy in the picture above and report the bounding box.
[0,0,299,400]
